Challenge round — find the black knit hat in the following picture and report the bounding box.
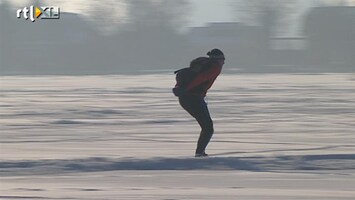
[207,48,225,59]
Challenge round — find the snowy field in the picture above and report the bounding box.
[1,73,355,199]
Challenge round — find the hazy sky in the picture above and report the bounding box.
[189,0,235,26]
[6,0,355,28]
[8,0,234,27]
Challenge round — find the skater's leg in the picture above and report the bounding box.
[179,97,214,154]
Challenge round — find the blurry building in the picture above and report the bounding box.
[304,6,355,69]
[1,11,99,75]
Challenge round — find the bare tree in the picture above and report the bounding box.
[76,0,129,35]
[314,0,350,6]
[231,0,298,35]
[127,0,190,31]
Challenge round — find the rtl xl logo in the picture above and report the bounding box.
[17,6,60,22]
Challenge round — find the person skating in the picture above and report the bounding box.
[173,49,225,157]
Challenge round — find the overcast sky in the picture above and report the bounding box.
[6,0,355,29]
[9,0,235,27]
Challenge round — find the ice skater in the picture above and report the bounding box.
[173,49,225,157]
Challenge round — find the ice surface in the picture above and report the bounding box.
[1,73,355,199]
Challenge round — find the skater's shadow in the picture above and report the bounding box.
[1,154,355,176]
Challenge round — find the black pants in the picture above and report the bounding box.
[179,95,214,154]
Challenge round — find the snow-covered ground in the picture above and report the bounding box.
[1,73,355,199]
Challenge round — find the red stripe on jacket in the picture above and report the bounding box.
[185,63,222,96]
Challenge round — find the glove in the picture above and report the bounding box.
[172,87,186,97]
